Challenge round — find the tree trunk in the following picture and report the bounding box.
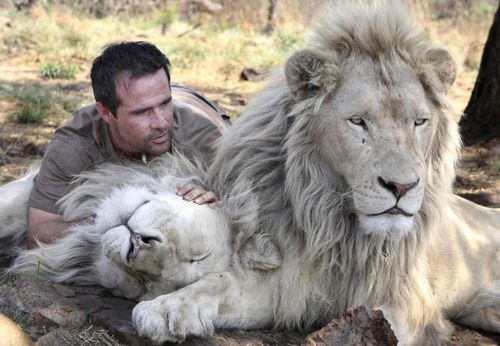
[460,3,500,146]
[262,0,277,34]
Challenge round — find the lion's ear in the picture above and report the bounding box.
[285,48,338,100]
[239,234,281,271]
[421,48,457,95]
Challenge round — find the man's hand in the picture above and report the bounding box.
[177,183,222,208]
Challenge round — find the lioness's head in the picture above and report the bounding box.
[94,186,232,299]
[284,1,459,237]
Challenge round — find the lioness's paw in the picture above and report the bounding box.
[132,293,215,344]
[133,300,176,344]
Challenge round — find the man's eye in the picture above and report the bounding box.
[415,118,428,126]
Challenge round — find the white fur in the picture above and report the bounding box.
[5,153,233,315]
[127,2,499,345]
[0,170,36,266]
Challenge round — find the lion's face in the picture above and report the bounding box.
[95,192,232,299]
[317,60,433,235]
[286,46,456,237]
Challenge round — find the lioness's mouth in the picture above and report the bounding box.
[368,207,413,217]
[126,230,161,262]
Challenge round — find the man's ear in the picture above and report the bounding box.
[96,102,114,124]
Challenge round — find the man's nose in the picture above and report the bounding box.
[150,107,168,128]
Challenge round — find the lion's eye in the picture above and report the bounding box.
[415,118,428,126]
[190,252,211,263]
[141,236,161,245]
[348,117,366,128]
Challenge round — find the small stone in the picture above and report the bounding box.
[240,67,265,82]
[36,304,87,329]
[303,306,398,346]
[52,284,76,298]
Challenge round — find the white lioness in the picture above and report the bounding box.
[6,156,232,302]
[130,1,500,345]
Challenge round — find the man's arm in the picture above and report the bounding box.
[27,207,71,249]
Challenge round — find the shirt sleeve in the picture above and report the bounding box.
[29,137,94,214]
[172,105,225,168]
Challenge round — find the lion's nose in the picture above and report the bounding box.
[377,177,419,199]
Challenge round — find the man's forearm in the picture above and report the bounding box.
[27,207,71,249]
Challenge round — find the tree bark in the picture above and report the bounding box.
[460,3,500,146]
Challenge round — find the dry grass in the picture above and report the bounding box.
[0,1,495,117]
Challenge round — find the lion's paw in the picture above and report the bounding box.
[132,293,215,344]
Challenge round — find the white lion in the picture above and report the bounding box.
[128,1,500,345]
[4,155,233,303]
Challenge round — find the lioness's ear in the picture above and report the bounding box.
[239,234,281,271]
[285,48,338,100]
[421,48,457,94]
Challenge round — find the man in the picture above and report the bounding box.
[27,41,230,249]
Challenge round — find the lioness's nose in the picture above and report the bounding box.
[377,177,419,199]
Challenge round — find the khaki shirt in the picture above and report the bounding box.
[29,85,229,214]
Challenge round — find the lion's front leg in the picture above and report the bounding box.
[132,285,218,343]
[454,280,500,333]
[132,270,274,344]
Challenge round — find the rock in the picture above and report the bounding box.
[226,92,249,106]
[458,192,497,207]
[190,0,222,14]
[0,150,8,165]
[240,67,265,82]
[454,175,471,187]
[37,304,87,329]
[52,284,76,298]
[303,306,398,346]
[23,142,41,156]
[6,148,19,156]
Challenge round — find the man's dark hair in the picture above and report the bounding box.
[91,41,171,116]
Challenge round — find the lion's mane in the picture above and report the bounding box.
[209,0,460,339]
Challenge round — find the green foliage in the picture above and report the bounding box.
[4,309,29,331]
[3,31,33,51]
[15,103,49,124]
[63,29,88,49]
[475,0,494,20]
[155,3,178,28]
[492,161,500,172]
[274,29,303,51]
[2,83,79,124]
[7,84,52,124]
[40,61,78,80]
[0,175,17,184]
[464,56,480,71]
[169,44,207,68]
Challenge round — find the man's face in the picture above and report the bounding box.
[102,68,174,157]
